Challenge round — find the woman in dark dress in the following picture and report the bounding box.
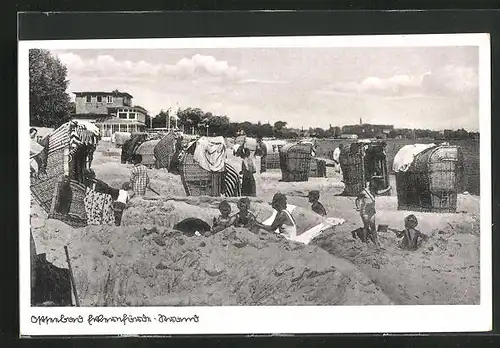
[240,148,256,197]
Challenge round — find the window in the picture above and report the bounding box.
[128,113,136,119]
[97,96,103,103]
[107,96,113,103]
[86,95,91,103]
[118,113,127,119]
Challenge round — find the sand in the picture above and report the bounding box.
[31,220,393,306]
[30,140,480,306]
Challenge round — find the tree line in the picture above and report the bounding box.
[29,49,480,141]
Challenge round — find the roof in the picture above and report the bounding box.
[73,91,133,99]
[108,106,147,114]
[73,113,106,120]
[95,116,145,125]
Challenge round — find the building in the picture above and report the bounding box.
[73,91,147,137]
[341,123,394,139]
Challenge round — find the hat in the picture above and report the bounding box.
[269,192,287,205]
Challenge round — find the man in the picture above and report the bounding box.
[333,144,343,173]
[130,154,150,196]
[30,128,44,178]
[255,136,267,173]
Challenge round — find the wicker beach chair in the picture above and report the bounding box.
[279,142,313,182]
[395,145,464,213]
[135,139,161,168]
[30,123,71,214]
[339,141,391,196]
[47,177,88,228]
[179,139,225,197]
[154,132,178,169]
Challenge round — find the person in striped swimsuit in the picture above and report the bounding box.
[355,179,380,246]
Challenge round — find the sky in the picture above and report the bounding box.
[51,46,480,131]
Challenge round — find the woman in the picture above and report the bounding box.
[240,148,256,197]
[253,193,297,240]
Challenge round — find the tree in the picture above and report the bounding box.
[273,121,288,138]
[145,110,169,129]
[274,121,287,131]
[178,107,206,134]
[29,49,72,127]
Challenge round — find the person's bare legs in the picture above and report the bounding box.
[361,215,370,243]
[369,215,380,246]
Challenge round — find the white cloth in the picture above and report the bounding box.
[30,139,44,159]
[116,190,129,204]
[193,136,227,172]
[74,120,100,136]
[393,143,436,172]
[262,204,345,244]
[333,147,341,162]
[293,217,345,245]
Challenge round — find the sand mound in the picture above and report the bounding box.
[122,196,326,234]
[32,223,393,306]
[312,211,480,305]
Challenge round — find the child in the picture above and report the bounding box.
[208,198,256,236]
[130,154,150,196]
[308,190,327,216]
[253,193,297,240]
[211,200,232,232]
[232,197,256,228]
[395,214,428,250]
[112,182,134,226]
[355,179,380,246]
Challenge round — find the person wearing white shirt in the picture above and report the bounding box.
[112,182,135,226]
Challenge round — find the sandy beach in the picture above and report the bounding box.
[30,140,480,306]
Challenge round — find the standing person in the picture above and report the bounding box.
[130,154,150,196]
[255,136,268,173]
[355,178,380,246]
[240,148,256,197]
[253,193,297,240]
[333,143,343,173]
[112,182,135,226]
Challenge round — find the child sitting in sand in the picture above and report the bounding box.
[232,197,256,229]
[308,190,327,216]
[207,198,257,236]
[394,214,429,250]
[211,200,232,231]
[253,193,297,240]
[355,178,380,246]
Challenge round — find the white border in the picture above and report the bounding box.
[19,34,492,336]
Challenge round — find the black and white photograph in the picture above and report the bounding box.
[19,34,491,335]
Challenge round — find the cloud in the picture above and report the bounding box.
[325,65,478,98]
[57,52,245,81]
[238,79,290,85]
